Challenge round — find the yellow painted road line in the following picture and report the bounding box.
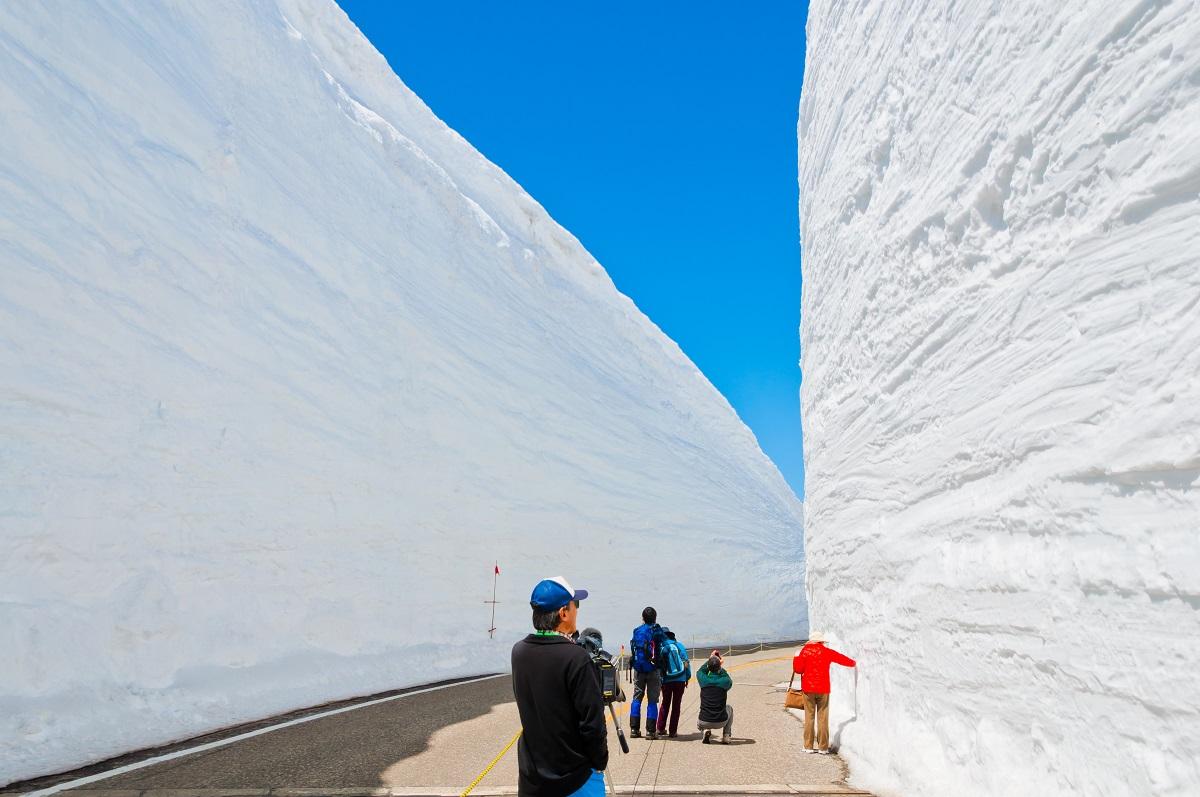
[729,655,790,672]
[460,729,522,797]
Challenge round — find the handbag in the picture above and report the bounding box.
[784,672,806,710]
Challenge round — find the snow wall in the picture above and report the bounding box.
[799,1,1200,795]
[0,0,805,783]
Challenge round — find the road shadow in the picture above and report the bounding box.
[11,675,513,792]
[692,736,756,746]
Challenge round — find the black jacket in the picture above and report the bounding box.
[511,633,608,797]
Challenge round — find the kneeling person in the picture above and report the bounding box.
[696,651,733,744]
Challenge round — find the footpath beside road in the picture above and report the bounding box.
[9,650,872,797]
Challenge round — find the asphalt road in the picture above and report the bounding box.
[8,651,872,797]
[91,676,515,790]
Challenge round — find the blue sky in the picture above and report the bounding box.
[337,2,810,497]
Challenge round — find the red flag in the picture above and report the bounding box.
[495,564,500,575]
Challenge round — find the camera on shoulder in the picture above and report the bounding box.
[576,627,630,753]
[577,626,623,704]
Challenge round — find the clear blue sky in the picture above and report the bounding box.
[338,2,809,497]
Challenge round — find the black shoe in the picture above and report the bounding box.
[629,728,641,738]
[702,730,711,744]
[646,730,658,740]
[629,718,640,738]
[667,732,677,738]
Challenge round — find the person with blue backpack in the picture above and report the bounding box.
[655,627,691,737]
[628,606,665,739]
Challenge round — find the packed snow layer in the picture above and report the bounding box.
[799,1,1200,795]
[0,0,805,783]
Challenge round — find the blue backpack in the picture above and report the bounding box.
[630,624,663,673]
[663,639,687,678]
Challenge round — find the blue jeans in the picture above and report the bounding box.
[567,770,605,797]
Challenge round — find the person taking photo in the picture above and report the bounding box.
[695,650,734,744]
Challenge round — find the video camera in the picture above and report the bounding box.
[577,627,623,704]
[576,627,629,753]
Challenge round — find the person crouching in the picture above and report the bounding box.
[695,651,733,744]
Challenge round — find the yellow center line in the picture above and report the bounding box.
[728,655,791,671]
[460,728,522,797]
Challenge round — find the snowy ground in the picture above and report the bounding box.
[0,0,804,784]
[800,1,1200,795]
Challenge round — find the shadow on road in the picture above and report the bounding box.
[15,675,514,792]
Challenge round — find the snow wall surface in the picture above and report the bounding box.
[0,1,805,783]
[799,1,1200,795]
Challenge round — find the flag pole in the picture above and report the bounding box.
[486,562,499,639]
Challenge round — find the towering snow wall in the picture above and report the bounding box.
[800,1,1200,795]
[0,1,805,783]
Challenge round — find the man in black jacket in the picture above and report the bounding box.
[512,577,608,797]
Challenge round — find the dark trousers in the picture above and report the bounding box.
[657,681,686,735]
[631,668,662,724]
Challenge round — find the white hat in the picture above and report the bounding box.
[807,631,826,643]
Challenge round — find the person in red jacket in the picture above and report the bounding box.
[791,632,856,754]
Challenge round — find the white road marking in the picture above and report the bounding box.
[20,674,509,797]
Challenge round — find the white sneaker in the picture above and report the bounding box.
[802,748,817,754]
[816,749,832,755]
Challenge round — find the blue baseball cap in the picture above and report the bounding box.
[530,577,589,611]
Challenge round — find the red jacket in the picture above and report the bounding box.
[792,642,855,693]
